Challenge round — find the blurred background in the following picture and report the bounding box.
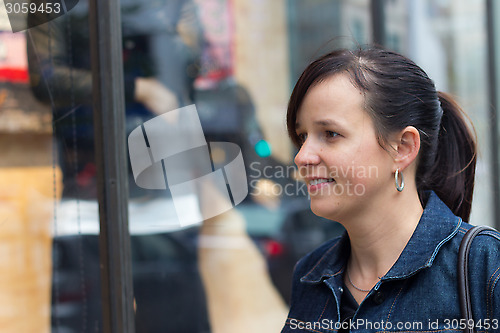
[0,0,499,332]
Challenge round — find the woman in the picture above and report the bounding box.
[281,48,500,332]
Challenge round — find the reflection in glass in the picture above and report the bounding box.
[26,1,100,332]
[0,13,61,333]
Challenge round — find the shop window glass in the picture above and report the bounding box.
[1,0,101,331]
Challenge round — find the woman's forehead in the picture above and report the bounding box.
[296,75,365,126]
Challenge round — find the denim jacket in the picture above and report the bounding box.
[281,192,500,333]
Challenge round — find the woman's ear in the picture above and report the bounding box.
[391,126,420,172]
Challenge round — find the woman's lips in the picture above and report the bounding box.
[307,178,335,192]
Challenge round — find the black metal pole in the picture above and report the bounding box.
[486,0,500,229]
[88,0,136,331]
[371,0,386,46]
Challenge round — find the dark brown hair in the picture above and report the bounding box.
[287,47,476,221]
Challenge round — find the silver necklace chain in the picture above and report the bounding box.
[346,269,372,292]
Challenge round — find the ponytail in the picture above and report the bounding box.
[419,92,477,221]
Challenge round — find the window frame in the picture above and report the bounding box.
[88,0,136,331]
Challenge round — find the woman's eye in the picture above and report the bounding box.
[297,133,307,143]
[326,131,339,138]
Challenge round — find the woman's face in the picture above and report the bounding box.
[294,74,396,222]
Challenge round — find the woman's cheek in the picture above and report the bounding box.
[349,164,383,194]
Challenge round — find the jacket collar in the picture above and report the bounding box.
[300,191,462,284]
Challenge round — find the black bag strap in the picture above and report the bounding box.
[458,225,496,333]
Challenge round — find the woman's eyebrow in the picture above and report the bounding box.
[295,119,343,131]
[314,119,339,127]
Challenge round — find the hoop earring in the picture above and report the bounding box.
[395,169,404,192]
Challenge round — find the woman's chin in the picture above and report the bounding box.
[309,200,340,221]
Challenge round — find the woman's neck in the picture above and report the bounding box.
[342,188,424,303]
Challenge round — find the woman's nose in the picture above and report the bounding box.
[294,140,321,167]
